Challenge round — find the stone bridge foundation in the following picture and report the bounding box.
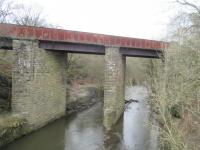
[104,47,126,130]
[12,40,67,129]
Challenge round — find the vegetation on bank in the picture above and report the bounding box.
[145,1,200,149]
[147,42,200,150]
[0,114,24,146]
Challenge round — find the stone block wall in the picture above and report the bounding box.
[12,40,67,129]
[104,47,126,130]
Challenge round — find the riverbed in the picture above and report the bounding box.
[2,86,158,150]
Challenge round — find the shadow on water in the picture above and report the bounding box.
[2,86,158,150]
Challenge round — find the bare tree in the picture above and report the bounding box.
[0,1,55,28]
[174,0,200,35]
[0,0,14,23]
[176,0,200,14]
[12,4,47,27]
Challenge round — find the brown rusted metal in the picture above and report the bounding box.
[0,23,169,51]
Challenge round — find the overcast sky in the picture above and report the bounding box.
[15,0,181,40]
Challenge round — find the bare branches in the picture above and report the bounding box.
[0,0,14,23]
[0,0,48,27]
[172,0,200,36]
[12,5,47,27]
[176,0,200,14]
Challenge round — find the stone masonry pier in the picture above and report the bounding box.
[0,23,168,130]
[12,40,67,129]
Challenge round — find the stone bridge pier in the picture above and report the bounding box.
[0,24,166,131]
[104,47,126,130]
[12,40,67,129]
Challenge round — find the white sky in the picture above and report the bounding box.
[15,0,180,40]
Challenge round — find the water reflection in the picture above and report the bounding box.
[2,86,157,150]
[123,86,152,149]
[64,103,104,150]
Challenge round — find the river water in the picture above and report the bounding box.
[2,86,158,150]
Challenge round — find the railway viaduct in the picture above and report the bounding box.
[0,23,168,130]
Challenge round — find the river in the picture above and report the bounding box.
[2,85,158,150]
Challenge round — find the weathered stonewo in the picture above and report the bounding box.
[104,47,126,130]
[12,40,67,129]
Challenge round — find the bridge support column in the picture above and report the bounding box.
[104,47,126,130]
[12,40,67,129]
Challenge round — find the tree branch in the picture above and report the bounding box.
[176,0,200,14]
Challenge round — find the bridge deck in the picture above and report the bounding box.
[0,23,168,58]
